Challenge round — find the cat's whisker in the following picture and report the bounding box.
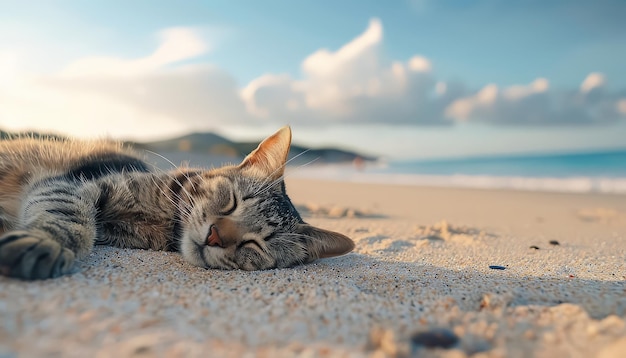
[174,178,195,205]
[151,173,194,214]
[293,156,321,170]
[195,171,211,188]
[279,156,321,185]
[254,149,312,195]
[143,152,196,204]
[144,150,181,171]
[150,181,185,214]
[266,149,311,182]
[149,173,187,207]
[149,174,193,217]
[254,156,320,198]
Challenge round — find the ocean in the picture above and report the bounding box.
[292,150,626,194]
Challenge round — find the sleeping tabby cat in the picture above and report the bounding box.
[0,127,354,280]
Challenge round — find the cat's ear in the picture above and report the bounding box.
[296,224,355,260]
[239,126,291,180]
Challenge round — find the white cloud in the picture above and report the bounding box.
[302,18,383,79]
[241,19,454,125]
[408,56,432,72]
[45,64,251,129]
[445,76,625,125]
[617,99,626,115]
[59,28,208,78]
[0,27,250,139]
[580,72,606,93]
[240,74,300,119]
[445,79,550,123]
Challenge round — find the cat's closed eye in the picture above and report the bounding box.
[209,179,238,216]
[219,189,237,216]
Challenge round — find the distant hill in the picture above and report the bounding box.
[134,132,376,165]
[133,132,236,156]
[1,129,377,165]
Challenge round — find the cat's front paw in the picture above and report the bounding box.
[0,231,75,280]
[235,246,275,271]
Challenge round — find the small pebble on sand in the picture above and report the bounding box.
[549,240,560,246]
[410,328,459,349]
[489,265,506,270]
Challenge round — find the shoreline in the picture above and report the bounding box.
[290,166,626,195]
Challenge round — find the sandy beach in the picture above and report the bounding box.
[1,178,625,357]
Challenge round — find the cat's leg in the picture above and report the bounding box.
[0,179,99,280]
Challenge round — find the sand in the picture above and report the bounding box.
[1,178,625,357]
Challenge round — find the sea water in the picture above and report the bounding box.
[293,150,626,194]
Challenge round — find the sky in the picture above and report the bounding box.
[0,0,625,160]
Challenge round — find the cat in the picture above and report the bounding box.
[0,126,354,280]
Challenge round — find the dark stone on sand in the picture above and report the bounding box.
[530,245,540,250]
[411,328,459,349]
[489,265,506,270]
[549,240,560,246]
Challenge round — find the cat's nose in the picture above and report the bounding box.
[206,225,223,247]
[207,218,241,248]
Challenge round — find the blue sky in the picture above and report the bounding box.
[1,0,625,159]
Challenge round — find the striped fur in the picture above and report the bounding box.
[0,127,354,280]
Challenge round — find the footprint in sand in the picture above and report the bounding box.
[352,234,416,253]
[354,221,495,254]
[413,220,495,246]
[577,208,626,224]
[295,203,383,219]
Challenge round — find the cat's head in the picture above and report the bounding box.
[179,126,355,270]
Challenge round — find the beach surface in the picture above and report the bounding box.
[1,178,625,357]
